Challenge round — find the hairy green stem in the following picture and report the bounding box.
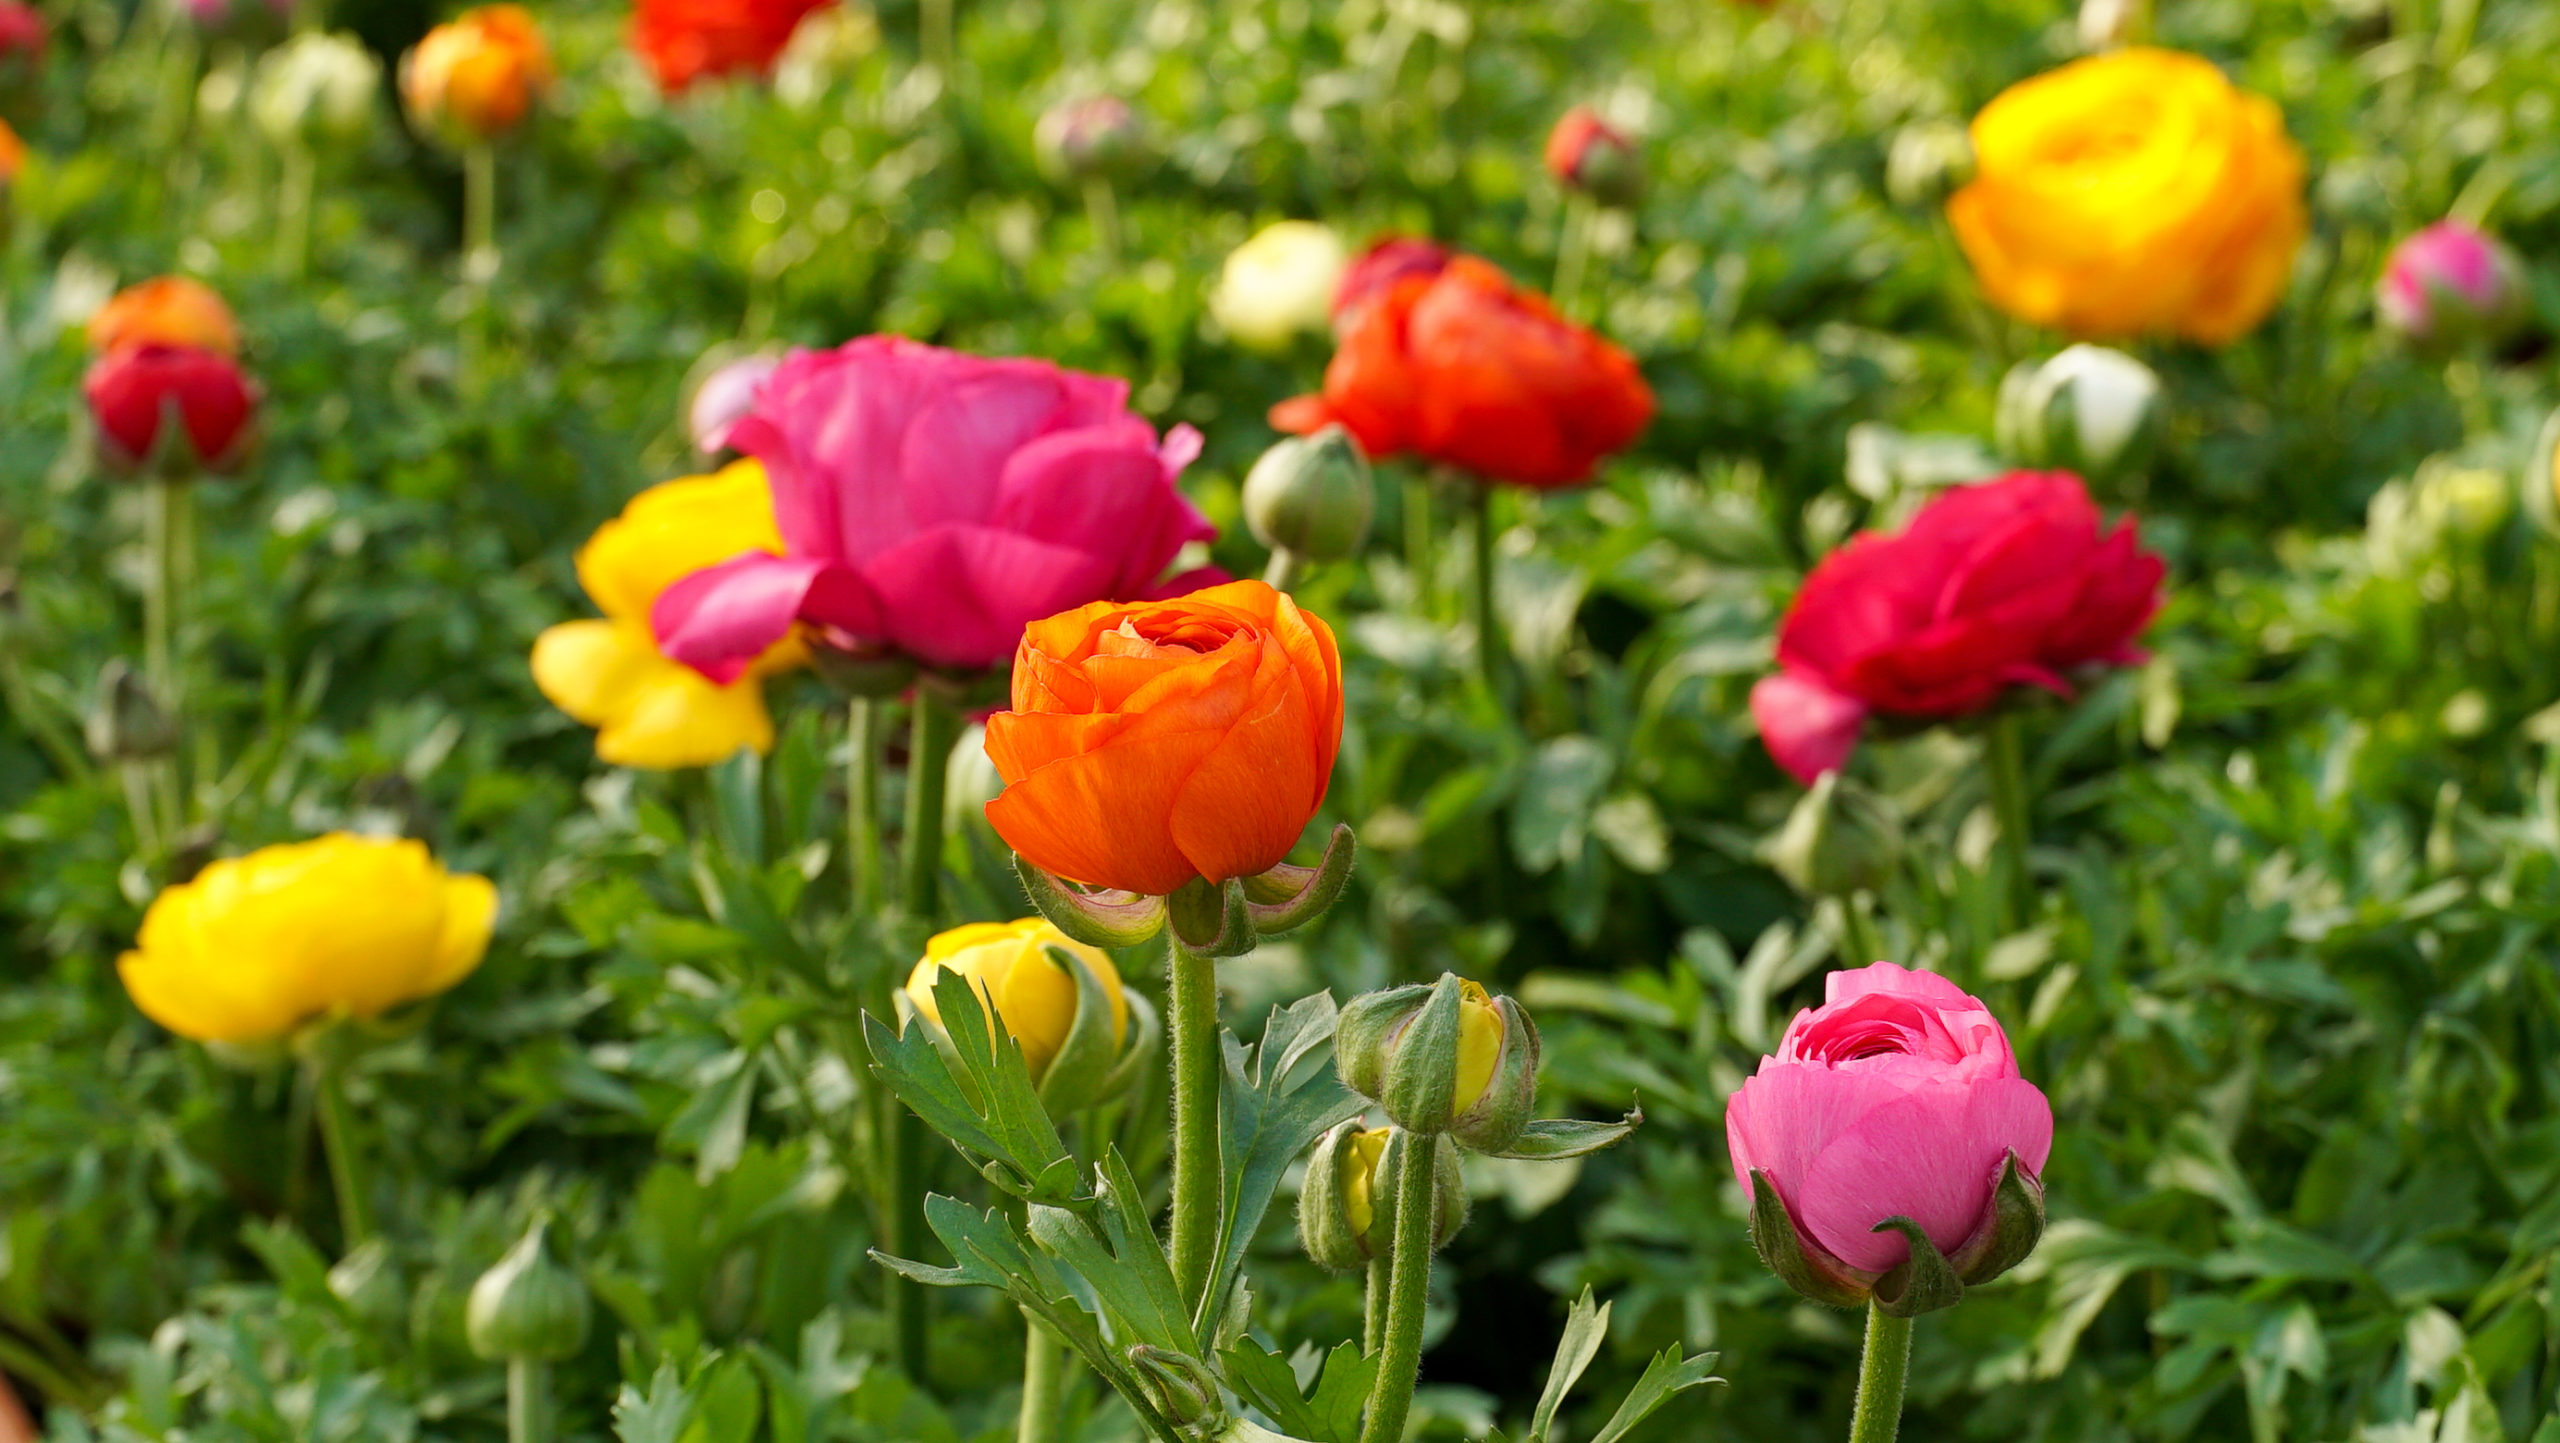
[507,1357,555,1443]
[1017,1307,1064,1443]
[1984,710,2033,929]
[1357,1130,1436,1443]
[1846,1305,1913,1443]
[1166,937,1222,1319]
[1363,1255,1390,1357]
[901,688,956,922]
[313,1056,374,1250]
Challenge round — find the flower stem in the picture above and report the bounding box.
[1363,1255,1389,1356]
[276,140,315,279]
[508,1357,556,1443]
[1846,1304,1913,1443]
[1552,193,1595,319]
[312,1054,374,1250]
[1165,934,1222,1320]
[848,698,886,917]
[1984,710,2034,929]
[1082,177,1122,270]
[143,476,191,842]
[1403,474,1434,607]
[1469,485,1505,702]
[1017,1307,1064,1443]
[1843,893,1889,968]
[463,143,498,276]
[886,686,957,1384]
[1262,546,1302,593]
[921,0,954,77]
[1357,1129,1437,1443]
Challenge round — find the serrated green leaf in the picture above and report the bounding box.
[1207,993,1363,1330]
[615,1360,697,1443]
[1530,1287,1610,1443]
[1585,1347,1723,1443]
[1489,1110,1643,1161]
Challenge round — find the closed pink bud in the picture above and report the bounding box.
[2378,220,2526,352]
[1543,106,1643,208]
[1727,964,2051,1282]
[83,345,261,477]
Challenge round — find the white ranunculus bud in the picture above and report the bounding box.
[1210,220,1348,354]
[1996,344,2162,487]
[251,31,382,147]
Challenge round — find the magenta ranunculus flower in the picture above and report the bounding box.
[1727,963,2051,1307]
[1750,471,2164,785]
[2377,220,2526,352]
[651,336,1217,680]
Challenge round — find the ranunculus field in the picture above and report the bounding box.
[3,0,2558,1439]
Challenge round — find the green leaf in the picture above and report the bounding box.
[1584,1347,1723,1443]
[1026,1153,1195,1353]
[1219,1338,1327,1441]
[1488,1110,1643,1161]
[615,1360,698,1443]
[861,973,1085,1207]
[1529,1288,1610,1443]
[1207,993,1365,1329]
[1302,1341,1379,1443]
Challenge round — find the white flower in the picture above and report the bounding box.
[1998,344,2161,481]
[1210,221,1347,354]
[251,32,382,146]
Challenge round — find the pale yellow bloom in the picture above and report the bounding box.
[530,460,801,769]
[1211,221,1348,353]
[119,834,497,1044]
[906,918,1128,1080]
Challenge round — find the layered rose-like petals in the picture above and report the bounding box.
[984,580,1343,896]
[659,335,1213,677]
[1726,962,2052,1276]
[630,0,831,94]
[90,277,241,357]
[83,344,261,477]
[1753,472,2164,782]
[1275,254,1654,490]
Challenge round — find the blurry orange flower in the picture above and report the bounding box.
[1271,254,1654,490]
[986,580,1342,897]
[0,118,22,187]
[90,277,241,357]
[1947,47,2306,346]
[631,0,833,94]
[402,5,551,144]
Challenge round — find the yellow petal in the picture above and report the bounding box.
[421,873,500,997]
[1454,982,1503,1113]
[576,460,786,623]
[531,620,658,727]
[594,661,774,769]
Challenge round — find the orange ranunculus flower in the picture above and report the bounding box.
[90,277,242,357]
[985,579,1343,898]
[1946,47,2306,346]
[401,5,551,145]
[0,117,23,188]
[1270,253,1654,490]
[631,0,833,94]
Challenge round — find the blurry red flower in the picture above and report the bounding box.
[84,345,261,477]
[630,0,833,94]
[1749,472,2163,784]
[1273,254,1654,490]
[1330,236,1448,329]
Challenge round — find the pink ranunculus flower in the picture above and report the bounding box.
[1749,471,2164,785]
[1728,963,2052,1293]
[651,336,1217,680]
[2377,220,2526,352]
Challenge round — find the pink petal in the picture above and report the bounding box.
[1751,670,1870,784]
[651,552,880,685]
[900,364,1072,529]
[1823,962,1974,1008]
[860,526,1120,671]
[1793,1074,2052,1273]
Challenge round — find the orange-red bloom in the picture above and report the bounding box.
[402,5,551,144]
[0,117,22,187]
[630,0,833,94]
[1271,254,1654,490]
[90,277,242,357]
[985,580,1343,898]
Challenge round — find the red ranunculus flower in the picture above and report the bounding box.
[1750,471,2163,783]
[1273,254,1654,490]
[630,0,833,94]
[84,344,261,477]
[1330,236,1448,329]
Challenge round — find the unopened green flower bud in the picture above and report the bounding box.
[1243,426,1375,565]
[327,1239,406,1328]
[86,658,177,762]
[1126,1346,1219,1429]
[1885,120,1975,210]
[1335,974,1539,1152]
[466,1219,590,1363]
[1995,344,2162,488]
[1299,1123,1467,1270]
[1762,769,1903,900]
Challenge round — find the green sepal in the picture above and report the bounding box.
[1746,1170,1871,1309]
[1239,823,1357,936]
[1485,1106,1643,1161]
[1016,855,1168,948]
[1035,944,1158,1114]
[1378,973,1468,1135]
[1869,1216,1966,1318]
[1447,994,1538,1154]
[1295,1120,1370,1271]
[1332,982,1430,1103]
[1125,1346,1221,1429]
[1166,875,1257,956]
[1948,1149,2045,1286]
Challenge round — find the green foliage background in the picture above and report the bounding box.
[4,0,2560,1438]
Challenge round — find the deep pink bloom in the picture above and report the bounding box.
[1331,237,1450,329]
[0,0,45,64]
[1726,963,2052,1277]
[1750,471,2163,783]
[651,336,1216,679]
[2377,220,2524,348]
[84,344,261,476]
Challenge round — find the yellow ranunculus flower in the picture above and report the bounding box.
[1211,220,1348,354]
[1338,1125,1390,1243]
[530,460,802,769]
[906,918,1128,1081]
[1453,979,1503,1113]
[119,834,498,1045]
[1946,47,2307,346]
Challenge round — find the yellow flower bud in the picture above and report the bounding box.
[1339,1126,1389,1242]
[906,918,1128,1082]
[529,460,805,770]
[1453,981,1502,1115]
[117,834,497,1045]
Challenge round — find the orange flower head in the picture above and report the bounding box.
[0,117,23,187]
[402,5,552,145]
[630,0,833,94]
[1271,254,1654,490]
[985,579,1343,898]
[90,277,241,357]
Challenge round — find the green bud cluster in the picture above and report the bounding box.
[1335,973,1539,1152]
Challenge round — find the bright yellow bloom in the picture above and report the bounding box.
[906,918,1128,1080]
[1947,47,2306,346]
[1339,1125,1390,1242]
[1453,979,1502,1113]
[119,834,497,1045]
[530,460,800,769]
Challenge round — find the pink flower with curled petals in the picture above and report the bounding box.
[2377,220,2525,352]
[651,336,1218,679]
